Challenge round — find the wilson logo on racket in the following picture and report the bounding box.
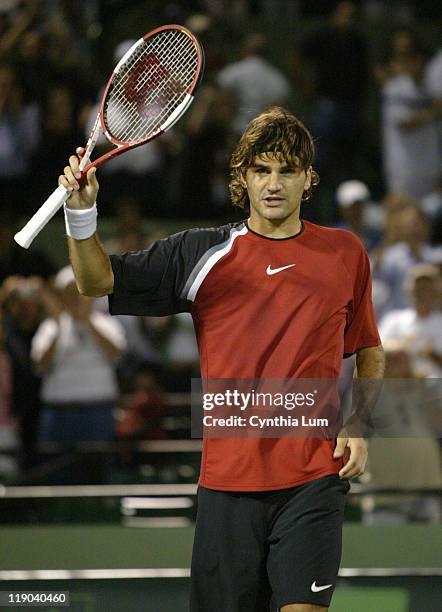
[125,54,170,104]
[14,24,205,249]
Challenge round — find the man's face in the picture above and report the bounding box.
[243,153,311,224]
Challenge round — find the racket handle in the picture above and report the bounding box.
[14,185,70,249]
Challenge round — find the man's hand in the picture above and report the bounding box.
[333,434,368,480]
[59,147,99,210]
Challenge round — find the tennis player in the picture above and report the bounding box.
[60,107,385,612]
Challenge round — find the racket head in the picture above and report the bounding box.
[98,24,204,150]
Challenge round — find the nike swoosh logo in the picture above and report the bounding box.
[266,264,296,276]
[311,581,333,593]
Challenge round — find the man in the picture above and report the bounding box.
[375,205,442,312]
[381,46,442,201]
[217,32,290,136]
[31,265,125,446]
[379,263,442,378]
[60,107,385,612]
[334,179,382,251]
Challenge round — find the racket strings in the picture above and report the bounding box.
[131,45,197,133]
[126,32,197,136]
[120,33,195,137]
[105,33,174,138]
[107,39,195,140]
[104,30,198,142]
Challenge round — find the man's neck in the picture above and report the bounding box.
[247,215,302,239]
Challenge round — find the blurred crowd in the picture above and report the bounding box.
[0,1,441,515]
[1,0,441,219]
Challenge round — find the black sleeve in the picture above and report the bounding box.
[108,233,190,316]
[108,224,238,316]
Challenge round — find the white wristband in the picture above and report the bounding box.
[64,203,97,240]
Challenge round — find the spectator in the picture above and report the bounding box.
[370,193,418,266]
[363,345,442,523]
[378,264,442,377]
[374,26,419,85]
[116,362,167,441]
[153,313,200,393]
[401,44,442,148]
[101,199,160,390]
[0,2,40,63]
[115,313,161,393]
[374,206,442,311]
[173,80,233,216]
[0,310,15,453]
[0,62,40,210]
[296,1,368,179]
[103,197,151,254]
[169,14,232,216]
[335,180,383,250]
[31,78,85,204]
[410,47,442,220]
[381,46,442,201]
[42,1,95,73]
[31,265,126,445]
[14,29,53,106]
[0,275,50,469]
[217,32,290,137]
[370,194,417,316]
[424,46,442,134]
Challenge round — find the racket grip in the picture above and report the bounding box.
[14,185,70,249]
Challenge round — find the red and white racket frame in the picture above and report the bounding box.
[14,24,204,249]
[81,24,204,172]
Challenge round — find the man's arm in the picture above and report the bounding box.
[352,344,386,431]
[334,344,386,480]
[68,234,114,297]
[60,147,114,297]
[356,344,386,378]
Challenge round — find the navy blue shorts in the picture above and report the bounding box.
[190,474,349,611]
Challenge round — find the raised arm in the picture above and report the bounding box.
[68,234,114,297]
[60,147,114,297]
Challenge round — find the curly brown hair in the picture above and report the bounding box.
[229,107,319,210]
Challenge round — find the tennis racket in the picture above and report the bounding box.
[14,24,204,249]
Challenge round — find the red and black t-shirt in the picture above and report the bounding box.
[109,220,380,491]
